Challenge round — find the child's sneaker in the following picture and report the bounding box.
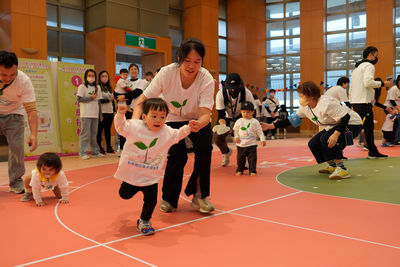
[92,153,105,158]
[318,165,335,174]
[136,219,155,235]
[381,142,393,147]
[20,192,33,202]
[250,172,257,176]
[159,199,176,213]
[329,167,351,179]
[197,197,215,213]
[191,193,201,209]
[236,171,243,176]
[221,149,232,166]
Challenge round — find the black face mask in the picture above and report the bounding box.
[228,88,240,98]
[371,56,378,65]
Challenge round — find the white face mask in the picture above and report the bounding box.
[87,77,95,84]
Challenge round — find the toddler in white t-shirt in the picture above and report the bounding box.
[114,98,191,235]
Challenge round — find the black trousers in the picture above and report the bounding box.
[265,117,277,136]
[119,111,132,150]
[97,113,114,150]
[308,125,361,164]
[236,145,257,173]
[162,121,213,208]
[351,103,378,154]
[119,182,158,221]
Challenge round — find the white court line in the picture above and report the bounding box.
[275,165,400,207]
[16,176,156,267]
[179,193,400,251]
[17,184,300,266]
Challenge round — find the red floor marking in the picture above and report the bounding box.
[2,144,400,266]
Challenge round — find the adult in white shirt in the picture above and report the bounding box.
[384,76,400,143]
[0,51,38,193]
[133,39,215,213]
[349,46,391,158]
[214,73,255,166]
[325,76,351,108]
[265,81,362,179]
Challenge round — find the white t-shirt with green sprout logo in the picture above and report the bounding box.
[113,114,190,186]
[233,118,265,147]
[143,63,215,122]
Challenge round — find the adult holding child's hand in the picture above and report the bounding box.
[133,38,215,214]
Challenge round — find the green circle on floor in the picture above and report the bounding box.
[277,157,400,205]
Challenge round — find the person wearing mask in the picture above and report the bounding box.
[97,71,115,154]
[349,46,392,159]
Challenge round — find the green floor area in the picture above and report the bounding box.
[277,157,400,205]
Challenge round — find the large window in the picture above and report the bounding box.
[46,0,85,63]
[169,0,183,62]
[395,0,400,77]
[265,0,300,113]
[325,0,366,87]
[219,0,228,85]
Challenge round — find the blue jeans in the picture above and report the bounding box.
[79,117,100,157]
[0,114,25,188]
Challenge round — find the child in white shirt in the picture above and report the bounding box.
[114,98,191,235]
[233,101,266,176]
[20,152,69,206]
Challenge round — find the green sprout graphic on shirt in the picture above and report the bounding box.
[134,138,158,164]
[171,99,187,116]
[240,123,251,131]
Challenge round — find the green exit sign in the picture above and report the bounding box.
[125,34,156,49]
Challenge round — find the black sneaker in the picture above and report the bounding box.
[367,152,388,159]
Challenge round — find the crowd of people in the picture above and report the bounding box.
[0,42,397,235]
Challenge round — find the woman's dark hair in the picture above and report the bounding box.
[84,69,97,87]
[128,63,139,72]
[37,152,62,174]
[297,81,321,99]
[98,70,112,93]
[176,38,205,66]
[142,98,169,116]
[0,51,18,68]
[337,76,350,86]
[363,46,378,59]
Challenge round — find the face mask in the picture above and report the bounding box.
[228,88,239,98]
[87,77,95,84]
[371,57,378,65]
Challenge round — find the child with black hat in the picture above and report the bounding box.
[232,101,266,176]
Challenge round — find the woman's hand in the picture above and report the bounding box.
[117,104,128,115]
[189,120,203,132]
[327,131,340,148]
[260,122,274,131]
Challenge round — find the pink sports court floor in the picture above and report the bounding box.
[1,137,400,266]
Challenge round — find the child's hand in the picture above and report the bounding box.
[260,141,266,147]
[234,137,240,144]
[117,104,128,114]
[36,201,46,207]
[60,199,69,204]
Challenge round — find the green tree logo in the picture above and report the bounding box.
[134,138,158,163]
[240,123,251,131]
[171,99,187,116]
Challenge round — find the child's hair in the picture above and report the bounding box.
[297,81,321,99]
[0,50,18,68]
[84,69,97,87]
[36,152,62,174]
[280,104,287,111]
[119,68,129,75]
[269,89,276,94]
[143,98,169,115]
[337,76,349,86]
[145,71,154,76]
[241,101,255,111]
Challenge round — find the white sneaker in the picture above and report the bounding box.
[329,167,351,179]
[92,153,105,158]
[271,136,276,140]
[80,155,90,160]
[221,149,232,167]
